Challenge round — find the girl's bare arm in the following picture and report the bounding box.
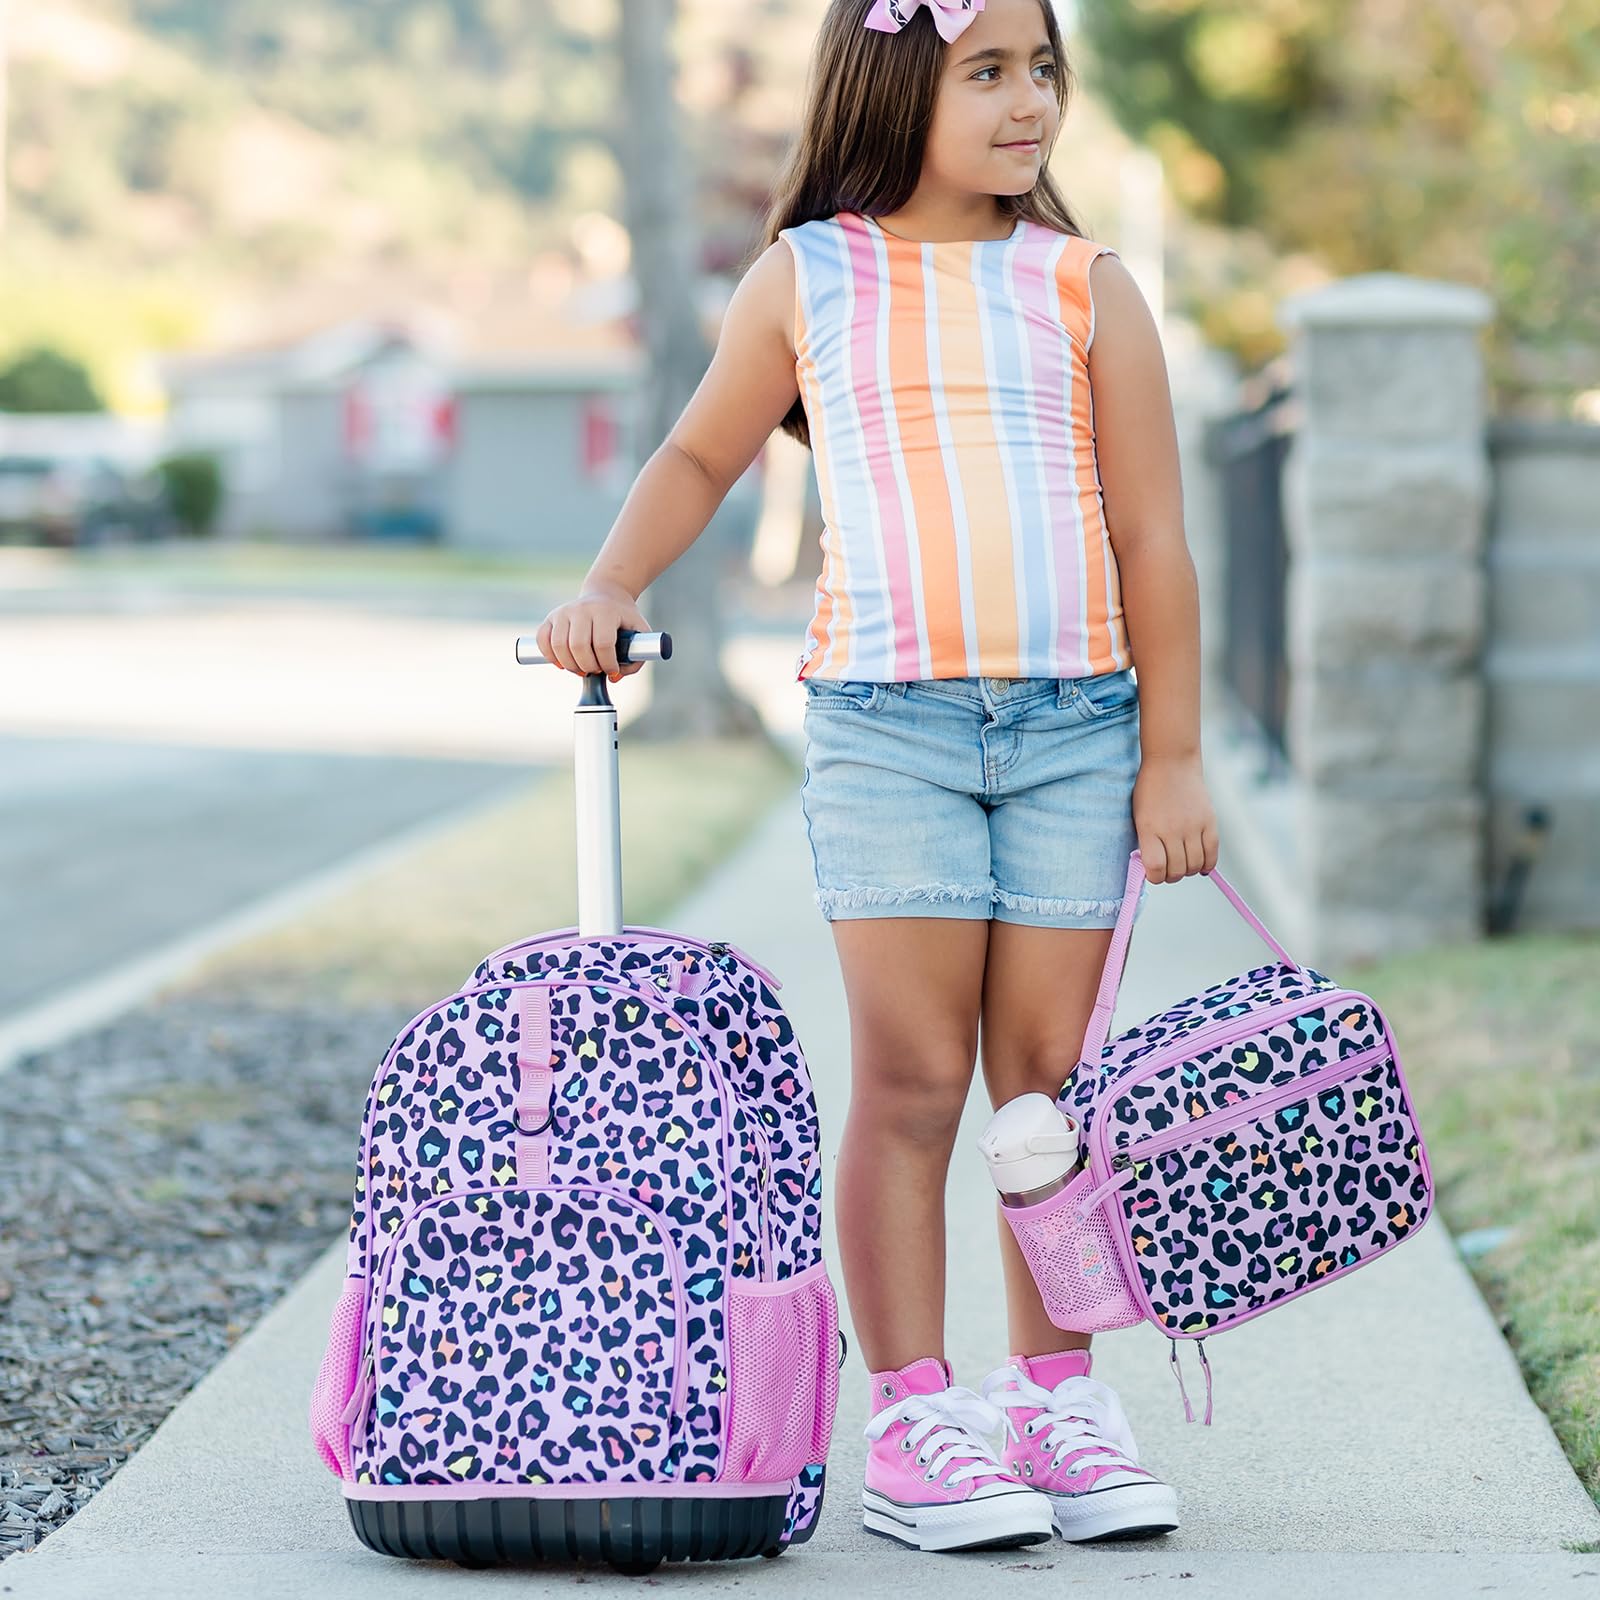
[1085,252,1202,767]
[1086,251,1218,880]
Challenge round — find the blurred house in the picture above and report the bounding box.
[155,307,767,567]
[446,349,644,558]
[155,319,457,544]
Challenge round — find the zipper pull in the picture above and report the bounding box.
[340,1347,375,1430]
[1168,1338,1196,1424]
[1073,1161,1136,1221]
[707,941,783,992]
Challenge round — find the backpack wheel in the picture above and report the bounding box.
[609,1556,664,1577]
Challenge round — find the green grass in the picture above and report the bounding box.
[59,538,595,592]
[173,733,800,1010]
[1357,932,1600,1507]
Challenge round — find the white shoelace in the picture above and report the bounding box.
[980,1365,1143,1475]
[863,1384,1018,1488]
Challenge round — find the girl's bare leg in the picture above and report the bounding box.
[977,920,1118,1357]
[829,914,990,1374]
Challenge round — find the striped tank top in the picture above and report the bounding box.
[778,209,1132,684]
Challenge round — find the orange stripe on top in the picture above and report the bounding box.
[779,211,1130,682]
[1056,239,1117,674]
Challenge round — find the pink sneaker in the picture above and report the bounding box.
[981,1349,1180,1542]
[862,1356,1054,1552]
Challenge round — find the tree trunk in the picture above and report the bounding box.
[612,0,769,743]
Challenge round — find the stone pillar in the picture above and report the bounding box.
[1276,274,1494,967]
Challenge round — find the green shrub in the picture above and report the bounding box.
[154,451,224,537]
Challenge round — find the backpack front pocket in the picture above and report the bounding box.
[352,1185,686,1486]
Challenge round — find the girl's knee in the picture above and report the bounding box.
[848,1042,974,1146]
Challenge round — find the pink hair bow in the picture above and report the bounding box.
[863,0,986,46]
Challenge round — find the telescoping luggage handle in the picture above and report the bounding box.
[513,626,673,940]
[1077,848,1305,1068]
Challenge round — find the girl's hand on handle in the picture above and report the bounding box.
[535,581,652,683]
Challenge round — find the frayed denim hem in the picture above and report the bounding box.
[990,880,1151,929]
[815,881,1150,925]
[992,887,1125,918]
[815,881,992,921]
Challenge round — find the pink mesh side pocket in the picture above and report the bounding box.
[724,1262,839,1482]
[308,1273,367,1479]
[1003,1168,1145,1333]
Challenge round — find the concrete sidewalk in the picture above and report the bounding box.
[7,699,1599,1598]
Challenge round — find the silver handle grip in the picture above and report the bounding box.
[514,628,673,667]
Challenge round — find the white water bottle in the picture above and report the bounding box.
[977,1093,1084,1207]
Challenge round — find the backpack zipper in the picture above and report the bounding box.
[476,926,782,992]
[743,1111,774,1278]
[362,973,760,1289]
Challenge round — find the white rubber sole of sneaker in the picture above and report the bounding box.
[1044,1480,1180,1542]
[861,1485,1054,1553]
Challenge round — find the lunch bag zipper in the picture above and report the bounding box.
[1109,1040,1394,1170]
[1071,1038,1394,1219]
[1090,984,1363,1089]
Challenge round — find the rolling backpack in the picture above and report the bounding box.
[308,628,841,1575]
[1003,848,1436,1423]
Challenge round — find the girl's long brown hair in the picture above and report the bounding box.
[756,0,1088,449]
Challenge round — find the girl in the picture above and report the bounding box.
[535,0,1218,1557]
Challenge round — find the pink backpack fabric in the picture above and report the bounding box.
[1004,851,1436,1423]
[309,927,840,1572]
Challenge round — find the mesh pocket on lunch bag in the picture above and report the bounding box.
[724,1263,839,1481]
[1003,1168,1144,1333]
[308,1273,366,1479]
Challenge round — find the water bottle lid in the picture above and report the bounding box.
[976,1092,1081,1195]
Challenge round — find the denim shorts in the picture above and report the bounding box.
[799,669,1150,930]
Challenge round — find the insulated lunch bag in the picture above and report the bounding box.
[308,628,841,1574]
[1003,848,1436,1423]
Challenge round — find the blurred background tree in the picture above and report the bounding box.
[3,2,1593,417]
[0,345,104,411]
[1080,0,1600,411]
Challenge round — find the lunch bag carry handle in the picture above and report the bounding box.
[1078,850,1305,1068]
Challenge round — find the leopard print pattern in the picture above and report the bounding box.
[468,933,830,1539]
[1055,961,1433,1338]
[357,1189,681,1484]
[337,933,832,1537]
[1112,1052,1432,1332]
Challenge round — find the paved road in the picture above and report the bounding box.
[0,588,803,1027]
[0,734,527,1017]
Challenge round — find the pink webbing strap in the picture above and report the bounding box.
[1077,849,1304,1069]
[515,989,554,1186]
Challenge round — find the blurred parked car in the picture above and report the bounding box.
[0,451,175,547]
